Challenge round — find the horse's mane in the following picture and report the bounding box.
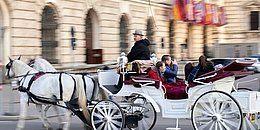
[33,58,57,72]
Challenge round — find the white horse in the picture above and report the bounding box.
[29,58,107,129]
[28,58,68,130]
[5,58,90,130]
[29,58,104,101]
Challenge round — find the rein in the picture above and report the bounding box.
[13,71,60,79]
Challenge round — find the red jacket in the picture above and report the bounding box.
[148,69,188,99]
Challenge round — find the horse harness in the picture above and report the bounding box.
[18,71,77,108]
[83,75,97,101]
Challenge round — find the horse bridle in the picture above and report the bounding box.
[5,60,13,79]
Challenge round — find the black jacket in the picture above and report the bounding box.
[127,39,151,62]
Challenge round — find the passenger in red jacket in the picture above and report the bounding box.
[148,61,188,99]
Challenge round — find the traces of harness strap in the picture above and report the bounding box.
[85,75,97,101]
[59,73,63,101]
[68,74,76,101]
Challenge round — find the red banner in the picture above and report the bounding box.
[212,4,219,25]
[171,0,226,26]
[172,0,186,21]
[205,4,212,25]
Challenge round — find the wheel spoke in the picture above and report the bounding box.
[96,106,106,117]
[208,96,216,113]
[217,121,224,130]
[215,101,220,113]
[195,116,212,122]
[218,102,228,114]
[197,120,214,130]
[198,102,214,115]
[221,118,239,129]
[194,106,213,117]
[96,122,105,130]
[207,120,215,130]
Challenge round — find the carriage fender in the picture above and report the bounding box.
[132,92,160,112]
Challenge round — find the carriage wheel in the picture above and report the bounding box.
[91,100,124,130]
[191,90,243,130]
[126,96,157,130]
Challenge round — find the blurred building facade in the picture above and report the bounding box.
[0,0,260,82]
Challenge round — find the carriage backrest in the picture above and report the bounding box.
[131,60,154,73]
[98,70,120,85]
[188,76,235,102]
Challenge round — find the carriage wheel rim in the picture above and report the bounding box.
[91,100,124,130]
[191,90,243,130]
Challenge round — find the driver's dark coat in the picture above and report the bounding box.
[127,39,150,62]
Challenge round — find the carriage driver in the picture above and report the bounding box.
[127,29,151,62]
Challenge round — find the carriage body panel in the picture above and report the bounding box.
[232,91,260,113]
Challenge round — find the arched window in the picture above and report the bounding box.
[85,9,101,64]
[41,5,58,64]
[119,14,129,54]
[146,17,155,54]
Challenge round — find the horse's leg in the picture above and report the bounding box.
[59,102,72,130]
[51,105,63,129]
[16,93,28,130]
[36,104,52,129]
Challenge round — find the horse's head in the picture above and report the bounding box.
[5,56,30,79]
[28,59,35,67]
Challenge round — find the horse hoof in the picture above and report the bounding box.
[57,128,62,130]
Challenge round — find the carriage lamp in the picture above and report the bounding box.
[150,53,157,64]
[117,52,128,65]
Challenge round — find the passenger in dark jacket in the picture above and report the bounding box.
[127,30,151,62]
[188,55,214,81]
[161,55,178,83]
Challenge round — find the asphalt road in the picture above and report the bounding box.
[0,113,194,130]
[0,83,194,130]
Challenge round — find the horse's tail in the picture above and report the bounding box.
[75,75,91,126]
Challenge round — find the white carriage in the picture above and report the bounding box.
[89,57,260,130]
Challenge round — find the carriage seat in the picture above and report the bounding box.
[130,60,154,73]
[130,76,161,89]
[98,70,123,94]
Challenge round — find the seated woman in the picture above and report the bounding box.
[188,55,214,81]
[161,55,178,83]
[184,62,194,81]
[148,61,188,99]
